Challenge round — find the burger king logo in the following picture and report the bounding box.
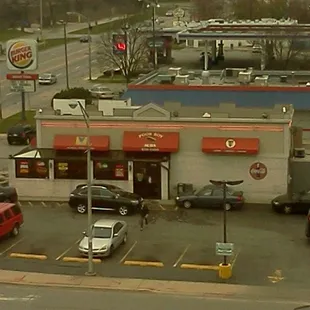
[6,39,38,71]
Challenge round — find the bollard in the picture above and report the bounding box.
[218,263,232,279]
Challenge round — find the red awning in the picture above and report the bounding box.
[54,135,109,151]
[123,131,179,152]
[202,137,259,154]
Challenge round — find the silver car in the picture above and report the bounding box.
[78,219,128,257]
[89,84,114,99]
[39,73,57,85]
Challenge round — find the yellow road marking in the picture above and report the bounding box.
[10,253,47,260]
[62,256,101,263]
[119,241,137,263]
[123,260,164,267]
[180,263,219,271]
[0,237,26,256]
[55,238,82,261]
[173,244,191,267]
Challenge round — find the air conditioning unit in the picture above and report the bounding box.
[255,76,269,86]
[294,148,305,158]
[174,74,189,85]
[168,67,182,76]
[238,71,251,84]
[158,75,174,84]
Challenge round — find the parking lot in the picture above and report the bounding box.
[0,202,310,288]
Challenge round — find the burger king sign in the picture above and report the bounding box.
[6,39,38,71]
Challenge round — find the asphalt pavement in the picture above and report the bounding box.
[0,204,309,290]
[0,283,307,310]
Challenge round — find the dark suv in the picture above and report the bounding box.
[69,185,143,216]
[7,124,36,145]
[0,186,18,203]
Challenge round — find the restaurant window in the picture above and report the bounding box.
[15,159,49,179]
[54,160,87,180]
[94,161,128,181]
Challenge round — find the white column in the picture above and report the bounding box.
[204,40,209,70]
[161,162,169,200]
[193,40,199,48]
[36,119,42,148]
[128,161,134,193]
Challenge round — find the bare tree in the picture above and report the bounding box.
[97,22,149,83]
[192,0,225,20]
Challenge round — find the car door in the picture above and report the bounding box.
[0,213,6,237]
[91,187,104,208]
[210,188,225,208]
[98,188,119,210]
[195,187,215,208]
[3,209,13,235]
[112,222,123,247]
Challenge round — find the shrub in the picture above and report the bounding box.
[51,87,92,107]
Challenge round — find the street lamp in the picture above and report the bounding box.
[77,100,95,276]
[59,20,69,89]
[67,12,92,80]
[146,2,160,69]
[210,179,244,279]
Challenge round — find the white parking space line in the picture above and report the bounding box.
[173,244,190,268]
[55,238,82,261]
[0,237,26,256]
[159,204,166,210]
[6,92,13,96]
[119,240,137,263]
[75,66,80,70]
[56,73,62,77]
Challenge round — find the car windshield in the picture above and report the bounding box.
[8,125,24,134]
[93,227,112,238]
[41,74,51,78]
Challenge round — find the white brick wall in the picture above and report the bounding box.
[170,152,288,203]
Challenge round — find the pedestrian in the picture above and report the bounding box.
[139,203,149,231]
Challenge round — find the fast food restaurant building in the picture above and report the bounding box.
[9,102,293,203]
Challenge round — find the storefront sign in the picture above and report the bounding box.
[225,139,236,149]
[138,132,163,151]
[114,164,125,178]
[6,39,38,71]
[18,160,29,174]
[249,162,267,180]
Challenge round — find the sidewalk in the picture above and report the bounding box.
[0,269,309,302]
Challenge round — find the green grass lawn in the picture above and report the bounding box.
[71,13,151,35]
[0,111,36,133]
[92,75,128,83]
[0,29,28,42]
[38,38,78,51]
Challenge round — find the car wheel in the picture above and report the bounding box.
[122,233,127,244]
[225,203,232,211]
[183,201,192,209]
[11,224,19,237]
[283,205,292,214]
[118,206,129,216]
[76,204,87,214]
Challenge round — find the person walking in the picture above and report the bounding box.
[139,203,149,231]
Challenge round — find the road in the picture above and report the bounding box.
[0,204,310,289]
[0,283,309,310]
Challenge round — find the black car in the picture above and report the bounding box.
[272,191,310,214]
[69,184,143,216]
[0,186,18,203]
[175,184,244,211]
[7,124,36,145]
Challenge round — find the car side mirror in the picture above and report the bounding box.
[82,231,86,236]
[113,233,118,238]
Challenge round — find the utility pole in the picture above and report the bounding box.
[39,0,43,40]
[63,22,69,89]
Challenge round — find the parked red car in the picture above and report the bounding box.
[0,203,23,238]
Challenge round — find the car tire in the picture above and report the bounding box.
[76,204,87,214]
[183,201,192,209]
[283,205,292,214]
[225,203,232,211]
[11,224,19,237]
[118,206,129,216]
[122,233,127,245]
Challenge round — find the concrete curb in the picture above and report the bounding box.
[0,269,309,303]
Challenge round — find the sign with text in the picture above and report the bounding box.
[7,73,38,80]
[10,80,36,92]
[216,242,234,256]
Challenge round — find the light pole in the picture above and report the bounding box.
[59,20,69,89]
[146,2,160,69]
[210,179,244,279]
[77,101,95,276]
[67,12,92,80]
[39,0,43,41]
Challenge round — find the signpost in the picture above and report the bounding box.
[6,39,38,120]
[216,242,234,256]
